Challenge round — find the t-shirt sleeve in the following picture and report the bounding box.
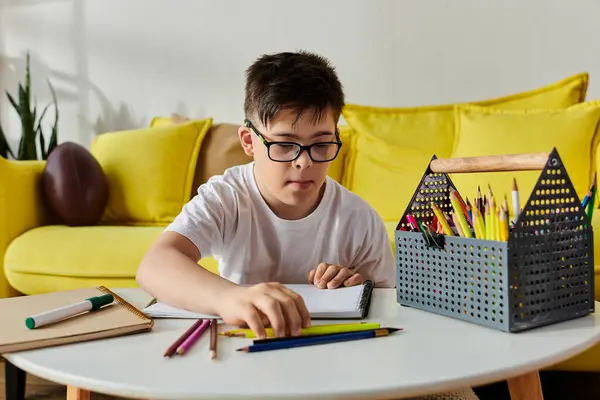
[351,208,397,288]
[165,178,237,259]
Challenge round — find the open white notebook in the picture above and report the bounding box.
[143,280,374,320]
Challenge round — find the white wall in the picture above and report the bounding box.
[1,0,600,149]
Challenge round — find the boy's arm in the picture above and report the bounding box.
[136,181,311,338]
[136,183,237,314]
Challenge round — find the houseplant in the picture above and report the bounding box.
[0,52,59,160]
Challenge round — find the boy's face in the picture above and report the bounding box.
[239,108,339,217]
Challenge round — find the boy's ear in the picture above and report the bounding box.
[238,125,255,157]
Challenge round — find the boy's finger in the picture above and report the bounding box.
[344,274,364,287]
[256,295,286,337]
[317,265,341,288]
[268,291,302,336]
[307,269,316,284]
[280,286,311,328]
[313,263,329,283]
[327,268,353,289]
[244,305,267,339]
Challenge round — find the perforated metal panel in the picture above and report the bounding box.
[395,149,595,333]
[396,232,509,330]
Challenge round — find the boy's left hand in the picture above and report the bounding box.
[308,263,363,289]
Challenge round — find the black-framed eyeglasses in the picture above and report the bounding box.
[244,119,342,163]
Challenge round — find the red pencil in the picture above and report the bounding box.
[163,319,204,357]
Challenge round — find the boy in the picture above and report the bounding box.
[136,50,396,339]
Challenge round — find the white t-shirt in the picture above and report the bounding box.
[166,162,396,288]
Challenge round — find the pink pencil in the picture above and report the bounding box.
[176,319,211,355]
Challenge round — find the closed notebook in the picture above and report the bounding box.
[0,286,153,354]
[143,280,374,320]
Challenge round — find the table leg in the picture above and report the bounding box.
[66,385,90,400]
[507,370,544,400]
[5,360,26,400]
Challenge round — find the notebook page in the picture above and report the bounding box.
[143,284,365,318]
[284,284,364,313]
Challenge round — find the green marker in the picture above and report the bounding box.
[25,294,114,329]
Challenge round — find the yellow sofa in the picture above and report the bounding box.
[2,72,600,372]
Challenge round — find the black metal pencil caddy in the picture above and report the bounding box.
[395,148,595,332]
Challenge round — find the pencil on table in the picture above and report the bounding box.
[163,319,204,358]
[176,319,211,355]
[209,318,217,360]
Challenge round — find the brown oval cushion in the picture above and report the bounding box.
[42,142,109,226]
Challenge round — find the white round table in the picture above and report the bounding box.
[4,288,600,400]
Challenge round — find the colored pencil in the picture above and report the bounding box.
[512,178,520,223]
[431,202,454,236]
[209,318,217,360]
[450,190,472,238]
[252,327,403,344]
[236,328,401,353]
[163,319,204,357]
[176,319,211,355]
[220,322,381,339]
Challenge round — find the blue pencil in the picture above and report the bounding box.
[236,328,401,353]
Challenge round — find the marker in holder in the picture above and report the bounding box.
[395,148,594,333]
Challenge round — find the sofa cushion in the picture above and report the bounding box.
[4,225,220,295]
[90,118,212,225]
[150,115,355,191]
[342,72,589,222]
[450,100,600,208]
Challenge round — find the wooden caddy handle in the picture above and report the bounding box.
[429,152,550,174]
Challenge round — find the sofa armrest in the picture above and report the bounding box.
[0,157,49,298]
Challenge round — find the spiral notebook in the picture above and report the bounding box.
[143,280,374,320]
[0,286,154,354]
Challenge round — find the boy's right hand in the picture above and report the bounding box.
[216,282,311,338]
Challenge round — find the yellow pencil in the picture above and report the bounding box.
[489,195,497,240]
[485,202,491,240]
[500,205,509,241]
[450,190,472,238]
[219,322,381,338]
[473,207,485,239]
[431,202,454,236]
[452,212,465,237]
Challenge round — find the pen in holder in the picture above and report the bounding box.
[395,148,594,333]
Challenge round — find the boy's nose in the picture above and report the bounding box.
[293,148,313,169]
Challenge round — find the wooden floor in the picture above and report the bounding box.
[2,358,600,400]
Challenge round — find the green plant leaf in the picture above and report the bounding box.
[17,79,37,160]
[0,123,15,159]
[37,125,46,160]
[46,79,59,157]
[6,91,21,118]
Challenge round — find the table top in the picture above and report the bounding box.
[4,288,600,400]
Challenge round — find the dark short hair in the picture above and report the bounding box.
[244,51,345,128]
